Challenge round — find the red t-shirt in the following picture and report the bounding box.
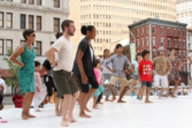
[138,60,153,82]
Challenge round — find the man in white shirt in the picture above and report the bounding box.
[45,20,79,127]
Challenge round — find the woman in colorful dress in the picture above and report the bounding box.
[10,29,36,120]
[167,48,183,98]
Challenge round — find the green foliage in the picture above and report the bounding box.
[3,48,19,87]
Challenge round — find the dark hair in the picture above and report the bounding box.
[55,32,63,39]
[35,61,41,67]
[142,50,150,58]
[81,25,95,35]
[23,29,35,41]
[116,44,123,49]
[61,20,74,32]
[169,47,176,52]
[94,59,101,68]
[135,52,141,61]
[103,49,110,59]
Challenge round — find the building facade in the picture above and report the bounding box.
[69,0,177,56]
[177,0,192,28]
[0,0,69,69]
[128,18,188,84]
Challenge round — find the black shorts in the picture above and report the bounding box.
[73,74,99,93]
[142,81,152,88]
[44,75,57,97]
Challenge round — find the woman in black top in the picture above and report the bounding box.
[73,25,98,118]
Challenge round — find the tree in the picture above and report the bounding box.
[3,48,20,94]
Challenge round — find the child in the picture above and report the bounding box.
[92,59,104,109]
[33,61,47,112]
[138,50,153,103]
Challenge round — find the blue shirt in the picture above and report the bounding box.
[132,60,138,75]
[104,54,131,77]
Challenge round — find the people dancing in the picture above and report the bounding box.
[100,49,112,101]
[131,53,142,97]
[153,47,172,99]
[167,48,183,98]
[33,61,47,112]
[45,20,79,127]
[104,44,133,103]
[92,59,104,109]
[73,25,99,118]
[10,29,37,120]
[138,50,153,103]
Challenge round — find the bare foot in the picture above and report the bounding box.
[79,113,91,118]
[85,107,92,113]
[105,99,110,102]
[27,114,36,118]
[22,113,28,120]
[145,100,153,103]
[55,110,62,116]
[110,97,116,102]
[117,100,126,103]
[171,95,177,98]
[68,117,77,123]
[97,102,104,104]
[61,120,69,127]
[93,106,99,109]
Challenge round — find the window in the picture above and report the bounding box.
[184,52,186,60]
[174,29,177,36]
[6,39,13,54]
[168,39,170,47]
[183,41,186,49]
[161,38,164,46]
[29,0,34,4]
[161,27,163,35]
[0,12,3,28]
[36,16,41,30]
[20,14,26,29]
[179,40,182,48]
[0,39,3,55]
[137,39,140,47]
[167,28,170,36]
[174,39,177,47]
[6,13,12,28]
[152,37,156,46]
[152,26,156,34]
[28,15,34,29]
[36,41,42,56]
[189,43,191,50]
[153,50,157,58]
[54,0,60,8]
[36,0,42,5]
[21,0,26,3]
[183,30,186,37]
[54,18,60,32]
[179,51,182,60]
[184,62,187,72]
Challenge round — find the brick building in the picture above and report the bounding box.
[128,18,188,84]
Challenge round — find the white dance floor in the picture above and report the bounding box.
[1,96,192,128]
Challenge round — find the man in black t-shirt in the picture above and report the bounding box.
[42,59,63,116]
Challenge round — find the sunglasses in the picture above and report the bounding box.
[29,34,36,37]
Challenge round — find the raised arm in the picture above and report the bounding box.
[10,46,25,67]
[45,39,63,67]
[104,56,114,72]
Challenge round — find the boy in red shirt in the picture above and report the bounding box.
[138,50,153,103]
